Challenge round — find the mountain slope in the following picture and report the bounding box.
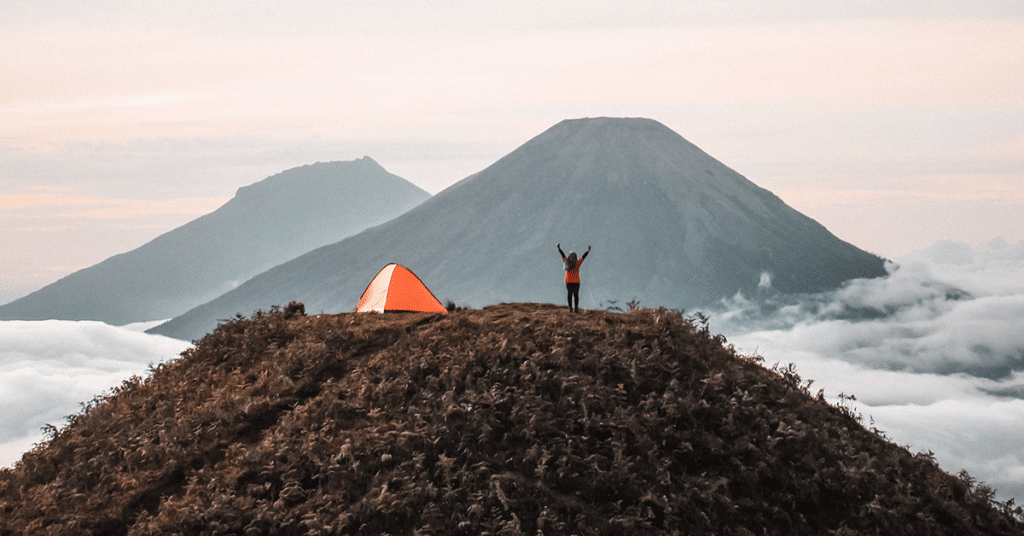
[2,304,1020,534]
[0,158,429,325]
[152,117,886,341]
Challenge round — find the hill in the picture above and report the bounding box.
[0,157,429,325]
[2,303,1020,534]
[150,117,887,342]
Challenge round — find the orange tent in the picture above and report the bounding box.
[355,263,448,314]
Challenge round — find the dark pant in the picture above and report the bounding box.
[566,282,580,311]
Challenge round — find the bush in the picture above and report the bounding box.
[1,303,1019,535]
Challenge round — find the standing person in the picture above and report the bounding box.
[557,243,590,313]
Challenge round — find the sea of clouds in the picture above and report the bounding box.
[2,239,1022,506]
[0,320,190,467]
[710,238,1024,504]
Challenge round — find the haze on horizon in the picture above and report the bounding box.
[2,1,1022,303]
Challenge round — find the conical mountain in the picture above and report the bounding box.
[0,157,429,325]
[150,118,886,341]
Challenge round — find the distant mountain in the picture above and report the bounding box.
[0,157,429,325]
[151,117,887,341]
[4,304,1019,533]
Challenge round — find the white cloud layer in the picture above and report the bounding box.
[3,241,1023,507]
[711,238,1024,504]
[0,320,189,467]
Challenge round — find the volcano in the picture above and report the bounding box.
[0,158,429,325]
[151,117,886,341]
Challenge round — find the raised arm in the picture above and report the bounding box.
[580,245,591,261]
[557,243,566,259]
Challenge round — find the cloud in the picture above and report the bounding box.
[709,238,1024,504]
[4,11,1022,142]
[3,239,1024,506]
[0,320,189,467]
[774,180,1024,208]
[1,189,228,218]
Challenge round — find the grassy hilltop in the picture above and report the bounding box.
[2,303,1021,535]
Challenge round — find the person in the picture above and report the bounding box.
[557,243,590,313]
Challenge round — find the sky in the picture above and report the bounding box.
[1,0,1023,505]
[2,1,1022,303]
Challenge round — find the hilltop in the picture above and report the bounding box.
[150,117,886,341]
[2,303,1020,534]
[0,157,429,325]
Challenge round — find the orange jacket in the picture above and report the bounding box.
[558,246,590,283]
[563,257,584,283]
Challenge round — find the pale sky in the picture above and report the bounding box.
[2,1,1022,303]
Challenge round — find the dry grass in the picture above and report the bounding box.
[1,303,1020,535]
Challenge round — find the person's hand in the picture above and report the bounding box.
[557,243,560,248]
[587,245,591,251]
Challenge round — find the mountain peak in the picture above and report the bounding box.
[0,158,430,324]
[554,116,668,129]
[525,116,684,150]
[234,157,389,198]
[498,117,714,185]
[151,118,886,341]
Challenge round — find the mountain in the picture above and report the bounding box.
[3,304,1020,533]
[151,117,886,341]
[0,158,429,325]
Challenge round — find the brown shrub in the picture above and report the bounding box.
[1,303,1020,535]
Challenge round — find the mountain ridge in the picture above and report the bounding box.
[151,117,887,341]
[0,157,429,325]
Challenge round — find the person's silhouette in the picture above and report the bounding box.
[557,243,590,313]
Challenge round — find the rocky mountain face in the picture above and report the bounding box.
[2,304,1019,534]
[0,158,429,325]
[152,117,886,341]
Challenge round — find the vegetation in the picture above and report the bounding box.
[1,303,1021,535]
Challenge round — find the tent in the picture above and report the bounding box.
[355,263,448,314]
